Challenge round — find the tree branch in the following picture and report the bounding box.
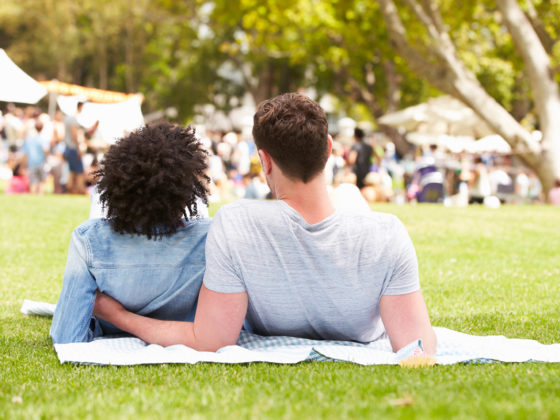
[524,0,556,55]
[496,0,560,144]
[377,0,452,92]
[377,0,542,162]
[420,0,444,34]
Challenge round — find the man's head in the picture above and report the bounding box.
[354,127,365,142]
[95,122,209,239]
[252,93,329,183]
[34,119,44,133]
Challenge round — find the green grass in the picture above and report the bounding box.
[1,195,559,419]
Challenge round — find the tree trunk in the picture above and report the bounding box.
[98,38,108,90]
[377,0,560,194]
[496,0,560,193]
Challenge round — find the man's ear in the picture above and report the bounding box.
[258,149,272,175]
[327,134,333,157]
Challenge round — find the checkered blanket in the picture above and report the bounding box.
[22,300,560,366]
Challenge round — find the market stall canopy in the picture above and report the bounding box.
[378,96,495,139]
[406,132,476,154]
[40,80,143,103]
[0,49,47,104]
[468,134,512,154]
[57,95,144,145]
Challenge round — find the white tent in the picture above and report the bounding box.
[467,134,512,154]
[378,96,495,138]
[0,49,47,104]
[406,132,476,154]
[57,95,144,145]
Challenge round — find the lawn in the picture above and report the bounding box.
[1,195,559,419]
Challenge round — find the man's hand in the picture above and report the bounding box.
[93,291,125,323]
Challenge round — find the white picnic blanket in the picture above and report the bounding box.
[21,300,560,366]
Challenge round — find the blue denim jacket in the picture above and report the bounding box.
[50,217,211,344]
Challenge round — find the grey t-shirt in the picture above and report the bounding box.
[203,199,420,342]
[64,115,80,149]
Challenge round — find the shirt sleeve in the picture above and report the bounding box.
[382,217,420,296]
[50,230,98,343]
[202,209,246,294]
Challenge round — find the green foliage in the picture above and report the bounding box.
[2,1,560,124]
[1,195,560,418]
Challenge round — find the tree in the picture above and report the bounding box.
[377,0,560,193]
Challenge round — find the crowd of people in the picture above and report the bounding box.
[1,101,559,206]
[0,102,100,195]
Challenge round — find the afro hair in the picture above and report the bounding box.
[95,122,209,239]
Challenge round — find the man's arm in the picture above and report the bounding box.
[347,149,357,166]
[94,285,247,351]
[50,231,98,343]
[379,217,437,355]
[379,290,437,355]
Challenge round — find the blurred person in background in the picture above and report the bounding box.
[5,162,29,194]
[63,101,98,195]
[49,110,67,194]
[243,171,270,200]
[548,179,560,205]
[515,171,530,204]
[469,156,491,204]
[4,104,24,148]
[21,119,49,194]
[528,172,543,203]
[347,127,373,189]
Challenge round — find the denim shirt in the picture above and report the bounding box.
[50,217,211,344]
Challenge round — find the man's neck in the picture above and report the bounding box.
[274,173,335,225]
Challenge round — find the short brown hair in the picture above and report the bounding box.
[252,93,329,183]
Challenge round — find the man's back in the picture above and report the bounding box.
[203,200,419,342]
[63,114,79,149]
[351,141,373,188]
[22,134,46,168]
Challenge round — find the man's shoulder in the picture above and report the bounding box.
[209,200,278,237]
[339,208,399,224]
[64,115,78,126]
[215,199,275,219]
[337,209,405,237]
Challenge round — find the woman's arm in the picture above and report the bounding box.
[50,231,98,343]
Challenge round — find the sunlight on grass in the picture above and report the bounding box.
[1,196,559,419]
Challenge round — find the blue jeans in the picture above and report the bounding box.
[63,147,84,174]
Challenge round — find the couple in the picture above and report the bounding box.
[51,93,436,355]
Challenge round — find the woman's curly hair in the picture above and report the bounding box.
[95,122,210,239]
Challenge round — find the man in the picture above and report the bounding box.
[347,127,373,189]
[21,119,49,194]
[63,101,98,194]
[94,93,437,355]
[50,123,210,343]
